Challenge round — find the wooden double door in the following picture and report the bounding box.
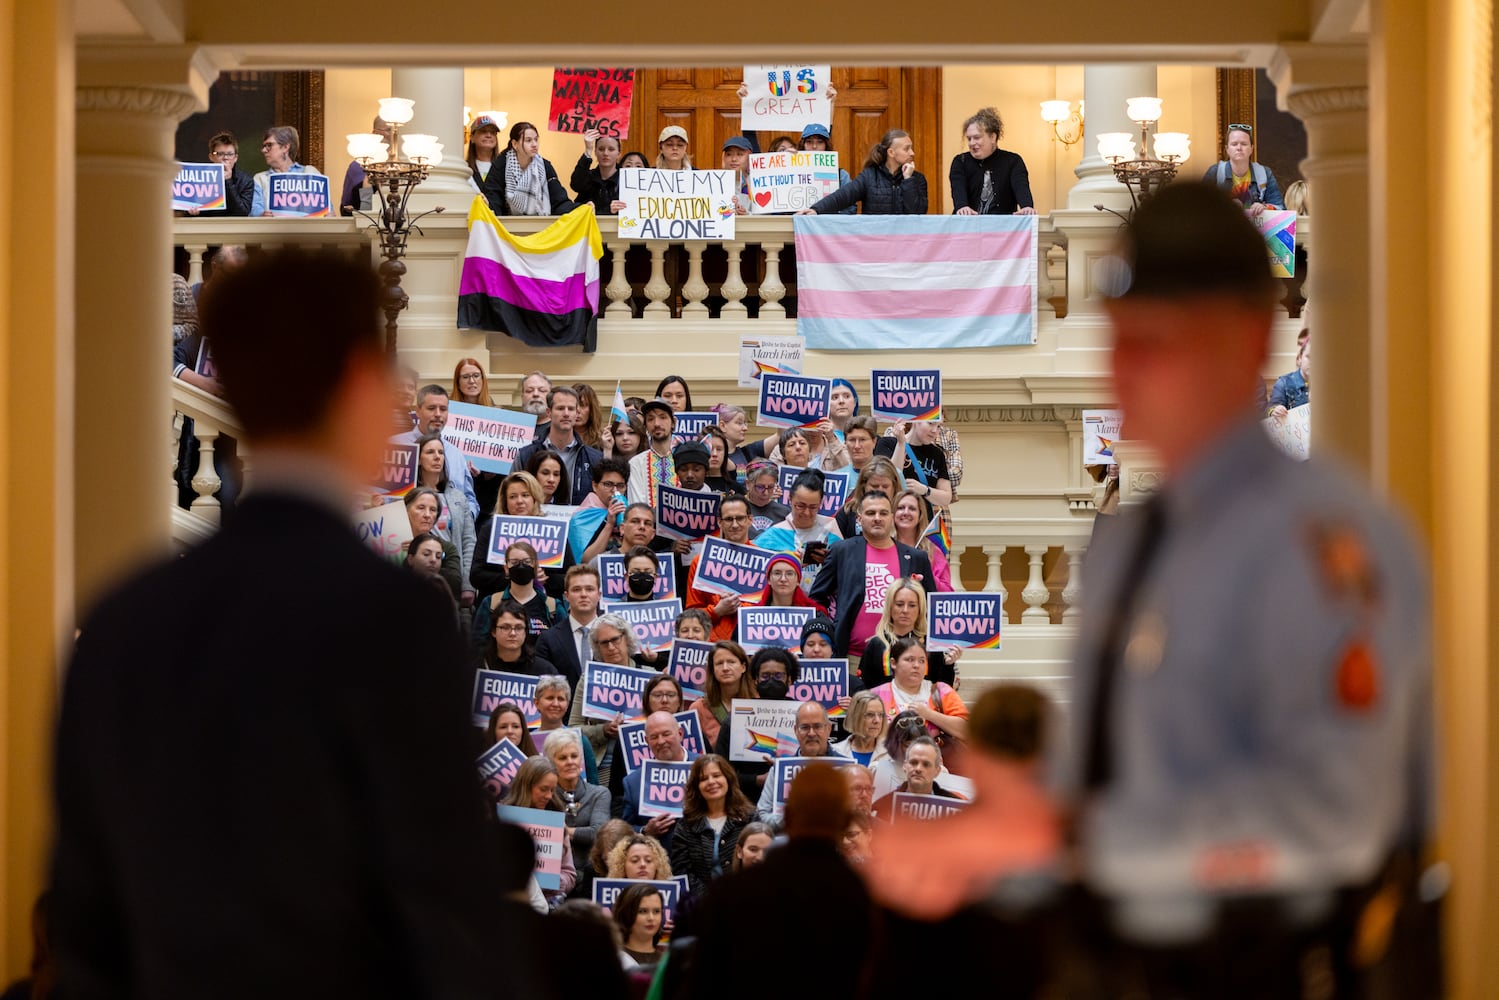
[626,67,944,213]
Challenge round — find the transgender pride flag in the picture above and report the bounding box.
[457,197,604,351]
[794,215,1038,350]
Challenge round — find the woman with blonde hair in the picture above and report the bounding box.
[605,833,673,880]
[830,690,889,768]
[655,125,693,170]
[470,470,546,596]
[502,756,578,898]
[893,486,952,592]
[856,576,960,689]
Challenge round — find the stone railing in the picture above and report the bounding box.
[170,377,244,545]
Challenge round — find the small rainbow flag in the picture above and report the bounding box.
[745,729,780,755]
[925,514,951,557]
[753,360,790,378]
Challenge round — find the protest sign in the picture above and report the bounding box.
[1263,404,1311,461]
[768,756,858,816]
[737,606,816,652]
[757,373,831,429]
[592,878,681,923]
[352,503,413,563]
[746,150,841,214]
[476,738,529,801]
[740,64,832,131]
[486,515,568,567]
[665,639,713,697]
[372,442,419,497]
[1082,409,1123,466]
[266,173,330,217]
[637,759,694,817]
[655,485,719,541]
[444,401,538,475]
[776,465,848,515]
[548,68,634,137]
[670,411,719,448]
[738,335,805,388]
[787,659,849,718]
[172,162,226,211]
[495,806,566,889]
[470,670,541,728]
[1256,210,1297,277]
[617,168,737,240]
[871,370,942,423]
[598,552,676,601]
[692,536,774,599]
[617,710,706,775]
[887,792,970,823]
[926,593,1004,651]
[602,598,682,653]
[581,661,660,719]
[727,699,804,762]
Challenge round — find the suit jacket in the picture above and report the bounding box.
[51,492,545,1000]
[533,615,592,693]
[807,537,935,656]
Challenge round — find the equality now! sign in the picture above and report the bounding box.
[486,515,568,568]
[692,537,774,599]
[593,879,683,923]
[580,661,660,719]
[602,598,681,652]
[665,639,713,697]
[616,168,737,240]
[266,173,330,217]
[769,756,858,815]
[470,671,540,728]
[757,373,831,429]
[598,552,676,601]
[171,162,226,211]
[637,759,695,818]
[871,370,943,423]
[926,593,1004,651]
[776,465,847,515]
[787,659,849,719]
[444,401,537,475]
[670,411,718,448]
[654,484,719,541]
[617,710,706,775]
[476,738,530,801]
[737,606,816,652]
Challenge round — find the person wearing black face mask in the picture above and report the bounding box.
[622,545,659,601]
[712,646,801,797]
[472,541,563,654]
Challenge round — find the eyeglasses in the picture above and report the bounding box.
[758,670,787,682]
[494,623,526,633]
[597,481,626,492]
[1227,123,1253,134]
[211,151,238,159]
[597,633,627,647]
[796,723,828,734]
[260,141,282,150]
[748,482,778,494]
[790,502,820,514]
[720,514,749,524]
[459,373,484,382]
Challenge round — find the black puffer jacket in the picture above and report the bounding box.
[810,163,928,216]
[669,813,754,896]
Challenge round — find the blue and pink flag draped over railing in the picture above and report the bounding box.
[457,197,604,351]
[793,215,1039,350]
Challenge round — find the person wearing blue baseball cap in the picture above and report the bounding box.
[722,135,754,215]
[798,123,855,215]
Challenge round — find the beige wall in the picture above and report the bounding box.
[324,68,391,173]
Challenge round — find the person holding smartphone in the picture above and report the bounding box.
[761,469,844,591]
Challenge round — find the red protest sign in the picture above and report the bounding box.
[549,68,634,138]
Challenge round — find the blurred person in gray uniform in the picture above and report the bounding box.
[1062,183,1435,1000]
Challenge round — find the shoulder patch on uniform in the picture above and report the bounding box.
[1335,638,1380,711]
[1308,522,1380,607]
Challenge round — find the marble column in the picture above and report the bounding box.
[1268,45,1370,470]
[74,53,209,612]
[389,67,474,211]
[1067,63,1159,210]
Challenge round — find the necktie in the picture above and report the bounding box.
[575,621,589,667]
[1081,495,1168,792]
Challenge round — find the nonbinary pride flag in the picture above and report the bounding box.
[457,197,604,351]
[793,215,1038,350]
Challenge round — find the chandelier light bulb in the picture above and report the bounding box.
[377,98,416,126]
[1125,97,1163,124]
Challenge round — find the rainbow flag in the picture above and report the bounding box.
[925,513,952,557]
[794,215,1038,350]
[1255,210,1297,278]
[745,729,780,755]
[457,197,604,351]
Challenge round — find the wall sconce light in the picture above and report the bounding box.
[1040,99,1085,146]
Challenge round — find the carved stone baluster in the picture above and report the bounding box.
[171,412,185,482]
[758,241,786,316]
[604,241,632,319]
[185,243,209,287]
[189,424,223,522]
[720,242,748,315]
[1061,546,1085,622]
[982,544,1006,603]
[1021,545,1051,623]
[947,544,966,592]
[681,243,709,315]
[1037,238,1056,315]
[643,241,671,315]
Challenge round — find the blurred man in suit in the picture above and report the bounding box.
[51,249,553,1000]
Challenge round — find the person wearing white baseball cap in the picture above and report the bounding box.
[655,125,692,170]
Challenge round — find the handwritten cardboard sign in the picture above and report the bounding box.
[470,670,541,728]
[495,805,566,889]
[637,758,695,817]
[737,605,816,652]
[617,710,706,775]
[693,537,774,599]
[871,370,942,422]
[172,162,226,211]
[476,738,530,801]
[617,168,736,240]
[887,791,970,822]
[926,593,1004,651]
[444,401,538,475]
[747,150,840,213]
[776,465,848,515]
[757,373,831,429]
[655,484,719,541]
[665,639,713,696]
[787,659,849,718]
[768,755,858,815]
[352,502,414,564]
[598,552,676,601]
[738,335,805,388]
[1263,404,1311,461]
[740,64,832,131]
[601,598,682,653]
[549,67,634,137]
[1082,409,1122,466]
[726,698,804,762]
[487,515,568,568]
[580,661,660,719]
[267,173,330,217]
